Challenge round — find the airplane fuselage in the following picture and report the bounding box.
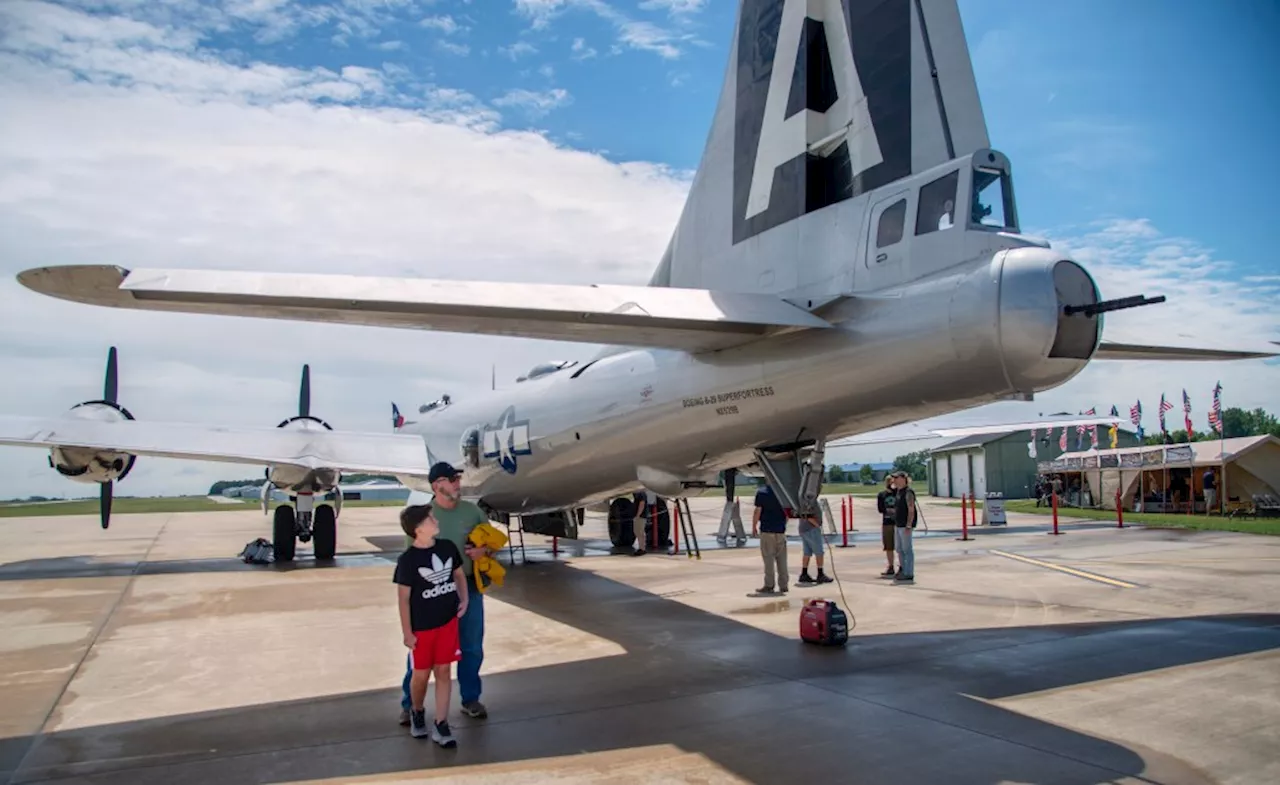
[399,244,1099,514]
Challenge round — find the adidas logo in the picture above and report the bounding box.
[417,554,453,585]
[422,580,457,600]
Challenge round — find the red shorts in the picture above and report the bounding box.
[411,618,461,670]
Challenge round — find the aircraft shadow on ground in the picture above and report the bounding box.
[5,561,1278,785]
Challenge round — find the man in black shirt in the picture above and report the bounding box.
[892,472,916,583]
[875,476,897,577]
[751,482,789,594]
[394,503,468,747]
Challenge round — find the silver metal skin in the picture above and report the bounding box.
[395,238,1098,515]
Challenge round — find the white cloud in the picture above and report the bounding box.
[639,0,707,16]
[0,0,691,499]
[498,41,537,60]
[420,14,464,35]
[493,87,571,117]
[571,36,597,60]
[512,0,701,59]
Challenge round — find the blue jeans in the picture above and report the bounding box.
[402,589,485,710]
[894,527,914,577]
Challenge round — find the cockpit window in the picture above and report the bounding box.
[971,166,1016,231]
[915,169,958,235]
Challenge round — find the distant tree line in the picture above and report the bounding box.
[207,473,397,495]
[1142,406,1279,445]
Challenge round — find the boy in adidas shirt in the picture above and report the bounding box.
[394,503,469,747]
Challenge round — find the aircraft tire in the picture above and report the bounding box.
[607,498,634,548]
[273,505,296,562]
[313,504,336,561]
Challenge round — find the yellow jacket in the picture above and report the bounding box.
[467,522,509,594]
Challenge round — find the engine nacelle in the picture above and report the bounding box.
[267,413,341,493]
[48,400,136,485]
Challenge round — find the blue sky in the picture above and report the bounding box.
[0,0,1277,496]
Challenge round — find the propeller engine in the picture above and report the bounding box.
[261,364,343,515]
[47,346,136,529]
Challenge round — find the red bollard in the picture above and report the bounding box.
[673,504,681,554]
[841,498,849,547]
[552,536,558,556]
[1049,492,1061,535]
[958,493,971,541]
[1116,489,1124,529]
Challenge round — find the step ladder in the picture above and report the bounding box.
[674,497,701,560]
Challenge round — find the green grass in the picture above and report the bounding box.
[0,495,425,518]
[943,498,1280,536]
[0,496,260,517]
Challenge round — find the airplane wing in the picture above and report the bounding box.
[1093,341,1278,361]
[828,416,1125,448]
[16,265,833,353]
[0,415,432,476]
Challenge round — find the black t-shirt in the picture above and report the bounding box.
[393,539,463,631]
[754,485,787,533]
[877,490,897,524]
[893,488,916,528]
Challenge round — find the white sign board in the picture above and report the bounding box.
[982,496,1007,526]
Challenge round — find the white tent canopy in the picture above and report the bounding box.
[1038,435,1280,513]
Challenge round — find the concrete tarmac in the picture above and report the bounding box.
[2,494,1278,784]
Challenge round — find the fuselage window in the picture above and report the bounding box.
[876,199,907,249]
[916,169,958,235]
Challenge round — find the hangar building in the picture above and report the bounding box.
[929,426,1142,499]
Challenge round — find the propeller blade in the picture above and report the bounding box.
[104,346,118,404]
[100,481,112,529]
[261,482,270,515]
[334,486,342,518]
[299,364,310,418]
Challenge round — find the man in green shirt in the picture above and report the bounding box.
[399,462,494,725]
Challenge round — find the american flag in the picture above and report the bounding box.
[1182,389,1193,435]
[1159,394,1173,433]
[1208,381,1223,434]
[1130,400,1144,440]
[1059,426,1067,451]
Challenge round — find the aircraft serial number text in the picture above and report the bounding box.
[682,386,775,408]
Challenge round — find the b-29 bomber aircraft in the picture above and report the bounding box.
[3,0,1274,558]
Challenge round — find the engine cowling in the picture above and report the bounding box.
[261,364,343,514]
[46,347,137,529]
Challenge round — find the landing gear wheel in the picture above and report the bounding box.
[313,504,336,561]
[608,498,635,548]
[273,505,297,562]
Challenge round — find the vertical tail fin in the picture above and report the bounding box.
[653,0,989,295]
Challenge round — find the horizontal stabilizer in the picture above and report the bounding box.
[1094,341,1279,362]
[0,415,432,475]
[829,416,1126,448]
[17,265,833,352]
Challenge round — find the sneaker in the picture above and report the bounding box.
[431,719,458,748]
[410,709,429,738]
[894,574,914,583]
[816,572,833,584]
[460,701,488,719]
[880,568,895,578]
[797,572,814,584]
[399,708,410,726]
